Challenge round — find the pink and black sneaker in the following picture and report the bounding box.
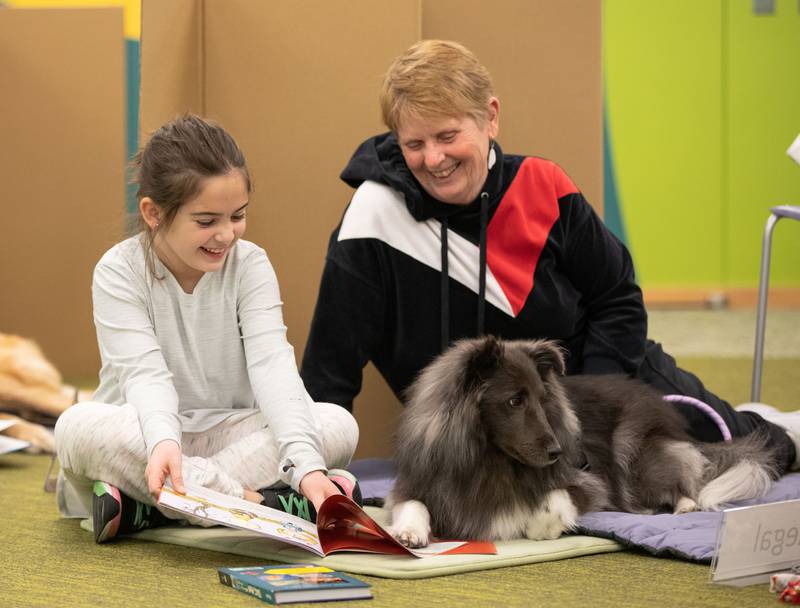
[92,481,169,543]
[327,468,363,506]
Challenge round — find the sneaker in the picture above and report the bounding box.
[327,468,363,507]
[92,481,169,543]
[737,403,800,471]
[258,469,363,523]
[260,486,318,522]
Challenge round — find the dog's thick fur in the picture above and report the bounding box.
[386,336,779,547]
[0,333,85,453]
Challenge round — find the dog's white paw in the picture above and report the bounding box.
[674,496,699,514]
[525,489,578,540]
[390,528,429,548]
[387,500,431,548]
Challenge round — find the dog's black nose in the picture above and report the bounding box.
[547,448,562,463]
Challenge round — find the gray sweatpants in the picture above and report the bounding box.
[54,401,359,520]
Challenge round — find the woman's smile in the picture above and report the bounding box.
[397,100,499,205]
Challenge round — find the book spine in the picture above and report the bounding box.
[219,571,276,604]
[218,571,233,587]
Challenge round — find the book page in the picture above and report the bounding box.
[158,484,324,556]
[0,436,30,455]
[0,429,30,455]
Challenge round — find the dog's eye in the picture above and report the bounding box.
[508,396,523,407]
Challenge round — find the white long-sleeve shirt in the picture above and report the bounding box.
[91,235,326,489]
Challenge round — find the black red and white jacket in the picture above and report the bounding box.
[300,133,647,411]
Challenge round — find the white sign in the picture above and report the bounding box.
[711,499,800,586]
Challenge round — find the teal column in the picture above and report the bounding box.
[602,103,628,247]
[125,38,140,214]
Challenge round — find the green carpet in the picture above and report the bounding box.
[2,357,797,607]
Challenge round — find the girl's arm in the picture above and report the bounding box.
[93,250,183,492]
[237,247,328,492]
[145,439,185,499]
[299,470,346,509]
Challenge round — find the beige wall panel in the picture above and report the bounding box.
[0,8,125,378]
[200,0,420,457]
[139,0,203,136]
[423,0,603,212]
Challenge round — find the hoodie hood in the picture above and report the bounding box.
[340,132,506,223]
[340,132,510,347]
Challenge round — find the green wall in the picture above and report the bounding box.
[605,0,800,288]
[726,0,800,286]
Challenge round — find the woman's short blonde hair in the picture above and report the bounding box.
[380,40,494,132]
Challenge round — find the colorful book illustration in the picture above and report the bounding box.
[158,483,496,558]
[218,563,372,604]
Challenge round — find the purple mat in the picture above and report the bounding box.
[575,473,800,562]
[346,459,800,563]
[348,458,396,502]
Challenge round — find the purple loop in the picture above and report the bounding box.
[662,395,732,442]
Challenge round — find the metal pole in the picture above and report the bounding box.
[751,213,780,402]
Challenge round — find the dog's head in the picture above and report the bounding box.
[400,335,579,472]
[463,336,576,468]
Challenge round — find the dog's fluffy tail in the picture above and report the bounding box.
[697,460,774,510]
[696,433,779,510]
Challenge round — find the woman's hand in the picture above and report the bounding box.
[299,470,342,512]
[145,439,185,500]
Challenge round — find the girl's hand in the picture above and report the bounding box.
[299,470,342,511]
[145,439,185,500]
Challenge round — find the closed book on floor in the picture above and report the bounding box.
[218,564,372,604]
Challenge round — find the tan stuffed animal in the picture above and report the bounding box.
[0,334,91,453]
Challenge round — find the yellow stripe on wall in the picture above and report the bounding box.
[5,0,141,39]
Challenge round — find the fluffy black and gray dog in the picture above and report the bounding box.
[386,336,779,547]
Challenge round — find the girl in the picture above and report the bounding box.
[55,115,360,542]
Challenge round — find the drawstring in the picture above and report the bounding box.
[440,142,495,350]
[440,217,450,350]
[478,192,488,336]
[440,192,490,350]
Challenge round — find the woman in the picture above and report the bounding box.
[300,40,798,473]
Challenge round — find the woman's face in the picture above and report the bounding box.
[147,170,249,291]
[396,98,499,205]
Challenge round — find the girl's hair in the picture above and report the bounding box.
[130,114,252,276]
[379,39,494,133]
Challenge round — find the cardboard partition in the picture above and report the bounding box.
[140,0,600,457]
[139,0,204,133]
[0,8,125,379]
[423,0,602,209]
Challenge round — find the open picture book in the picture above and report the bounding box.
[158,483,496,558]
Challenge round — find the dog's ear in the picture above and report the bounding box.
[523,340,566,378]
[467,335,505,381]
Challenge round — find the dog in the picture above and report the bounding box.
[386,336,779,547]
[0,333,87,453]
